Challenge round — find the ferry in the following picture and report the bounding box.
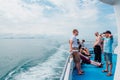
[60,0,120,80]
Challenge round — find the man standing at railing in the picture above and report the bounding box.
[93,32,102,63]
[69,29,84,75]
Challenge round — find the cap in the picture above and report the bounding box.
[105,30,111,34]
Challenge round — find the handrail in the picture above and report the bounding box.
[60,55,71,80]
[60,54,73,80]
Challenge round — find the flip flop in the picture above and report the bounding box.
[80,70,84,73]
[107,72,112,76]
[78,72,84,75]
[102,70,108,72]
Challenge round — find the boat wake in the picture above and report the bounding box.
[4,44,68,80]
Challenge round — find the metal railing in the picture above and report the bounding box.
[60,54,73,80]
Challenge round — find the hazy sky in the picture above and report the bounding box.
[0,0,117,38]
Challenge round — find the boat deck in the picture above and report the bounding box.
[72,54,117,80]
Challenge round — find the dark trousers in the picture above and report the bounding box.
[94,45,102,62]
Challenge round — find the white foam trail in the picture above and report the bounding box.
[7,44,68,80]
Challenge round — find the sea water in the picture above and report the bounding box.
[0,38,69,80]
[0,37,117,80]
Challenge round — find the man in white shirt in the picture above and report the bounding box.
[69,29,83,75]
[93,32,102,63]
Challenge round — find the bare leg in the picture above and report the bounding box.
[76,63,80,71]
[85,48,90,55]
[102,62,109,73]
[106,62,109,71]
[106,63,112,76]
[109,63,112,73]
[76,63,83,74]
[90,60,101,66]
[83,50,89,55]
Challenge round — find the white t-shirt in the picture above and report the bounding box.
[70,35,79,48]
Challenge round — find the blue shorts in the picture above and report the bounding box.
[104,52,112,64]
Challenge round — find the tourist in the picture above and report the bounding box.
[69,29,84,75]
[102,31,113,76]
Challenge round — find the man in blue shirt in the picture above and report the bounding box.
[102,31,113,76]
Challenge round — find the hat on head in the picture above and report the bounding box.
[105,30,111,34]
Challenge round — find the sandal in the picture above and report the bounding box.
[102,70,108,72]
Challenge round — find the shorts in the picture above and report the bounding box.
[104,52,112,64]
[72,52,80,63]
